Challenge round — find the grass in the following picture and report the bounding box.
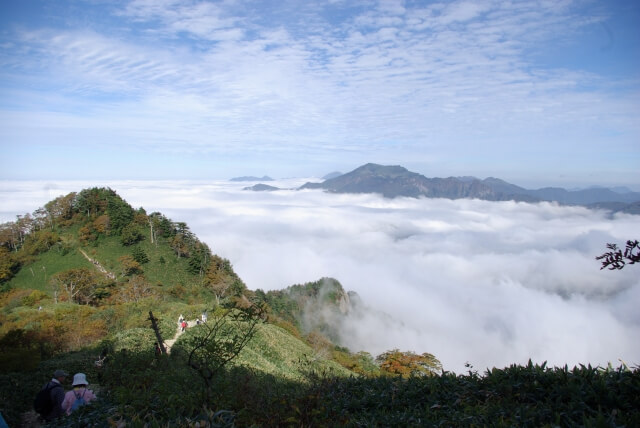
[7,230,202,296]
[8,248,92,293]
[231,322,353,381]
[169,315,352,383]
[81,232,197,287]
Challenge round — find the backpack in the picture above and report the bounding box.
[34,383,61,416]
[70,390,86,412]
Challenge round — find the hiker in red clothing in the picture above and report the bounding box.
[181,320,187,332]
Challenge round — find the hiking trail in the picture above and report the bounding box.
[79,249,116,280]
[164,319,197,353]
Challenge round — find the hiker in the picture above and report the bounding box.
[95,348,108,382]
[95,350,107,368]
[62,373,96,415]
[178,314,184,323]
[34,369,68,422]
[181,320,188,332]
[201,311,207,323]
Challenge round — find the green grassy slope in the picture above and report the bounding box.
[8,248,92,292]
[232,322,352,381]
[7,235,199,294]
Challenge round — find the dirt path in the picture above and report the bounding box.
[79,249,116,280]
[164,320,198,353]
[77,248,197,354]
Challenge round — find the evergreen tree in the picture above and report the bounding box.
[131,246,149,264]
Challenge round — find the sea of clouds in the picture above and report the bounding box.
[1,179,639,373]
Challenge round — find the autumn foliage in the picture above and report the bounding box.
[376,348,443,378]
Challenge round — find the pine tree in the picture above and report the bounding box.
[132,246,149,264]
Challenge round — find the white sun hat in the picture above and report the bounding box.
[72,373,89,386]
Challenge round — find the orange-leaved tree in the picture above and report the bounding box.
[49,268,98,304]
[376,349,442,378]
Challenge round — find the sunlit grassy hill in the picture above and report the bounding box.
[5,222,204,297]
[174,321,353,381]
[0,187,364,425]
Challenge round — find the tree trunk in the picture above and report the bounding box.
[148,219,154,244]
[148,311,167,355]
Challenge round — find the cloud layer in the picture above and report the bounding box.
[2,180,638,372]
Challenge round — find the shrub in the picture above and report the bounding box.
[112,328,156,352]
[120,223,144,246]
[0,329,41,372]
[21,290,48,307]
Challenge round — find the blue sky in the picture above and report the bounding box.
[1,0,639,188]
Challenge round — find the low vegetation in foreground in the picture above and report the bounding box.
[1,187,638,427]
[3,347,638,427]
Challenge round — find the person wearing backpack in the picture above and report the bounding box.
[62,373,96,415]
[34,369,68,422]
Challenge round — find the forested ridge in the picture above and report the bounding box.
[1,188,638,427]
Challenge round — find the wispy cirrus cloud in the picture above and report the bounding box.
[121,0,244,41]
[0,0,638,185]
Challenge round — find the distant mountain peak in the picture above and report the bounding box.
[243,183,280,192]
[354,163,410,176]
[230,175,274,182]
[298,163,640,212]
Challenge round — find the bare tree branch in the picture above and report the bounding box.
[184,303,265,404]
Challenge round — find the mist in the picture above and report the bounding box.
[1,179,638,372]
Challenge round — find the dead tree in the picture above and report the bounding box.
[148,311,167,355]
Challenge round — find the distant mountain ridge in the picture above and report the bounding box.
[298,163,640,213]
[323,171,343,180]
[243,183,279,192]
[230,175,274,182]
[570,185,635,194]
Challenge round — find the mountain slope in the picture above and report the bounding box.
[301,163,517,200]
[228,322,352,380]
[0,187,381,376]
[300,163,640,208]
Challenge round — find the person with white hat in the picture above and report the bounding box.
[61,373,97,415]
